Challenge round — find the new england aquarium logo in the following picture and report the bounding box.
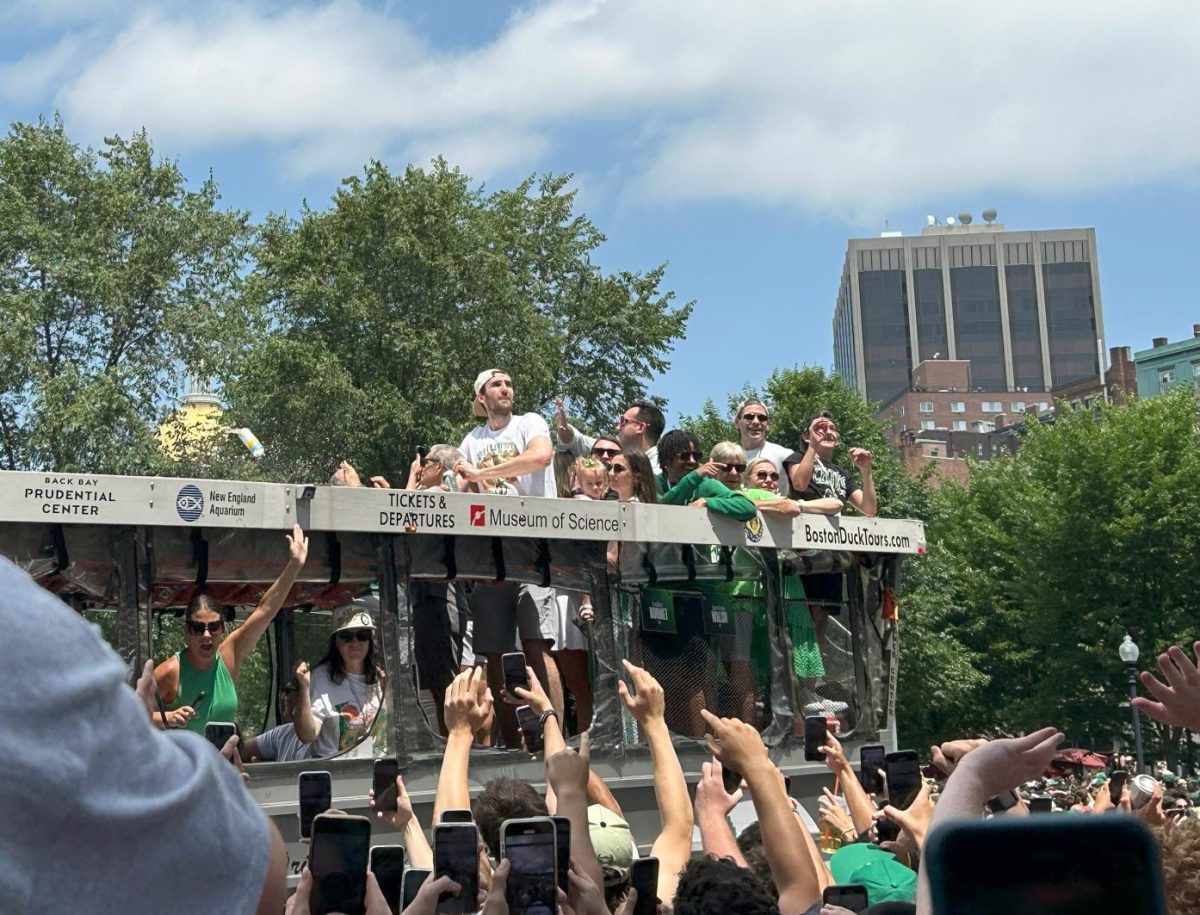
[176,484,204,522]
[744,515,765,544]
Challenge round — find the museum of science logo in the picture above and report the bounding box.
[176,484,204,522]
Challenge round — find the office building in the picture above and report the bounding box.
[833,216,1106,406]
[1134,326,1200,398]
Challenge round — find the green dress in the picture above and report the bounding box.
[167,650,238,733]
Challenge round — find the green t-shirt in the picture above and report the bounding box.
[168,650,238,734]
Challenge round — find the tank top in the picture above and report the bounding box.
[168,650,239,734]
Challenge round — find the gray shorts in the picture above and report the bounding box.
[469,581,560,654]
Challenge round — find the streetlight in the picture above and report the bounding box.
[1119,634,1145,774]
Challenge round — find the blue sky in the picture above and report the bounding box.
[3,0,1200,426]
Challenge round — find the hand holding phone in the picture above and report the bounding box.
[402,868,432,910]
[823,883,869,913]
[803,716,828,762]
[629,858,660,915]
[299,771,333,840]
[501,817,557,915]
[204,721,239,753]
[502,652,529,698]
[370,845,405,915]
[859,744,886,794]
[310,814,372,915]
[884,750,922,810]
[516,705,544,754]
[373,758,400,813]
[434,823,479,914]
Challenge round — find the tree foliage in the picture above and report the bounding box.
[0,117,253,474]
[222,159,692,483]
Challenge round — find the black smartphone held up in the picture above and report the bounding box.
[1109,770,1128,805]
[722,763,743,795]
[803,715,827,762]
[299,771,333,840]
[502,652,529,695]
[629,857,659,915]
[373,758,400,813]
[310,814,372,915]
[204,720,238,752]
[823,883,870,913]
[550,815,571,896]
[925,816,1166,915]
[440,809,475,824]
[370,845,406,915]
[501,817,558,915]
[986,790,1021,814]
[1029,795,1053,814]
[434,822,479,914]
[402,868,432,910]
[859,744,886,794]
[884,750,922,810]
[516,705,545,753]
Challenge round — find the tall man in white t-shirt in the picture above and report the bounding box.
[735,398,793,497]
[455,369,564,745]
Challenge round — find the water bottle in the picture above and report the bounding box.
[236,428,265,460]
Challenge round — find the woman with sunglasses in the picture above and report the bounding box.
[655,430,756,520]
[293,603,386,758]
[742,457,844,516]
[153,523,309,733]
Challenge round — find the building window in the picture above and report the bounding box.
[952,420,967,431]
[921,420,935,431]
[950,401,966,413]
[1160,368,1176,387]
[919,401,934,413]
[899,405,906,417]
[982,400,1002,412]
[1012,401,1026,411]
[1193,363,1200,389]
[929,448,940,457]
[1036,401,1051,412]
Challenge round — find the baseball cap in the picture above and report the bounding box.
[588,804,633,885]
[850,856,917,906]
[829,842,895,883]
[331,604,376,633]
[472,369,508,417]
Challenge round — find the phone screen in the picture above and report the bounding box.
[884,750,922,810]
[803,716,828,762]
[204,721,237,752]
[925,817,1165,914]
[823,884,869,913]
[370,845,406,915]
[402,868,431,910]
[859,744,886,794]
[629,858,659,915]
[517,706,544,753]
[373,758,400,813]
[550,816,571,895]
[503,820,557,915]
[434,823,479,914]
[299,771,333,840]
[440,809,475,824]
[502,652,529,694]
[1108,770,1128,804]
[310,815,371,915]
[1029,796,1053,814]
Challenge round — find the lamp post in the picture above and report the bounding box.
[1119,634,1145,774]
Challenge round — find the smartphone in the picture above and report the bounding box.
[550,815,571,895]
[370,845,406,915]
[310,814,372,915]
[823,883,869,913]
[884,750,922,810]
[418,445,429,466]
[502,652,529,695]
[986,790,1021,814]
[501,818,558,915]
[299,771,333,840]
[204,721,239,752]
[373,758,400,813]
[1109,770,1128,804]
[516,705,545,753]
[803,716,827,762]
[859,744,886,794]
[722,764,743,795]
[434,822,479,914]
[925,816,1166,914]
[402,868,432,910]
[440,809,475,824]
[1029,795,1053,814]
[629,857,659,915]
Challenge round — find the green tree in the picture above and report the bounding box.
[0,117,254,474]
[223,159,691,483]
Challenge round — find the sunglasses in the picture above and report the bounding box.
[337,629,373,643]
[617,416,644,428]
[610,464,629,475]
[719,463,747,474]
[754,470,781,481]
[740,413,769,423]
[186,620,223,636]
[591,447,620,457]
[677,451,701,462]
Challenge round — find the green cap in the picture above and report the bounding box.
[828,843,894,884]
[850,856,918,906]
[588,804,634,885]
[1162,772,1178,785]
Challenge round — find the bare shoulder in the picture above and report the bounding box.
[154,654,181,702]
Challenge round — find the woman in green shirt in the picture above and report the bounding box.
[152,523,309,733]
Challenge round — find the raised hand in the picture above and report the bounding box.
[617,660,665,724]
[954,728,1065,799]
[369,773,415,830]
[1133,642,1200,731]
[508,665,552,715]
[286,523,309,566]
[818,733,851,775]
[695,757,743,817]
[545,732,591,796]
[700,708,769,777]
[445,667,494,736]
[930,737,989,776]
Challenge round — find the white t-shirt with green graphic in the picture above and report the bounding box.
[308,665,384,759]
[459,412,557,497]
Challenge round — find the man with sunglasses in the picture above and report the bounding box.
[655,430,756,520]
[555,396,665,474]
[734,398,793,497]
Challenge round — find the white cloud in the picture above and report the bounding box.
[27,0,1200,216]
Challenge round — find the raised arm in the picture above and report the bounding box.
[702,709,823,915]
[510,666,566,810]
[619,660,692,906]
[694,758,746,864]
[433,667,493,825]
[546,734,604,893]
[291,661,319,744]
[798,497,844,515]
[818,734,876,834]
[847,449,877,517]
[370,773,433,869]
[222,524,308,678]
[1132,641,1200,731]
